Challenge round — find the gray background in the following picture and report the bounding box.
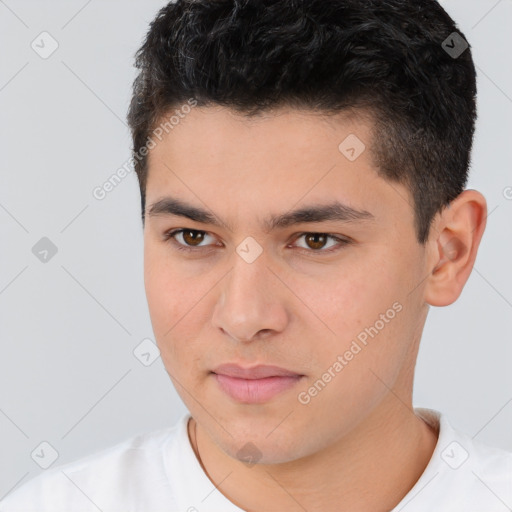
[0,0,511,500]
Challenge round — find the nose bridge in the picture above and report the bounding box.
[212,245,287,342]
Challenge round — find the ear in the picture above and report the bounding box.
[424,189,487,307]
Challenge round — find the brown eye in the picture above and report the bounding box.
[304,233,328,250]
[182,230,205,246]
[164,229,216,252]
[292,232,352,254]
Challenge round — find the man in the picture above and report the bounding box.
[2,0,511,511]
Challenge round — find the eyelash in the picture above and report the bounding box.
[163,228,352,255]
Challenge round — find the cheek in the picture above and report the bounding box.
[144,240,197,322]
[297,252,414,382]
[293,272,413,431]
[303,263,400,340]
[144,246,215,375]
[144,248,185,353]
[144,248,175,330]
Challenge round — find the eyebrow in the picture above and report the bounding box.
[147,196,375,232]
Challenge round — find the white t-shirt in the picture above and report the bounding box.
[1,408,511,512]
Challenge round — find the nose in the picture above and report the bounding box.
[211,251,289,343]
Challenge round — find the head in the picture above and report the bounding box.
[127,0,486,463]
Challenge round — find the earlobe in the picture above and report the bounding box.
[424,190,487,307]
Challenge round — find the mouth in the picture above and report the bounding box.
[211,363,305,403]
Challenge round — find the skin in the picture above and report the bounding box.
[143,105,487,512]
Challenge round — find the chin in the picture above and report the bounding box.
[215,428,309,466]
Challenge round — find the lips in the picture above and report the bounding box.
[212,363,302,379]
[211,363,304,403]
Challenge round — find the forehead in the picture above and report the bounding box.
[146,105,376,186]
[144,105,413,233]
[148,105,374,161]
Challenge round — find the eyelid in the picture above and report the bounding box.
[164,228,352,254]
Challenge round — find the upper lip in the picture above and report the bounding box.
[212,363,302,379]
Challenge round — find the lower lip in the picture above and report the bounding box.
[212,373,303,403]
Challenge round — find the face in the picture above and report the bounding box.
[143,106,433,464]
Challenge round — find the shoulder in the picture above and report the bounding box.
[465,429,512,494]
[402,408,512,511]
[443,428,512,511]
[0,417,188,512]
[437,411,512,485]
